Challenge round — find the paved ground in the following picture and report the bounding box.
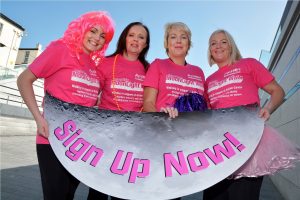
[0,135,285,200]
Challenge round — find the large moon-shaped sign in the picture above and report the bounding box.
[44,93,264,200]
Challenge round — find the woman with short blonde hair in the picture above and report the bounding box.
[143,21,205,118]
[164,22,192,55]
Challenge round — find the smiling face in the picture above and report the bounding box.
[166,27,189,59]
[125,25,148,57]
[209,32,232,67]
[82,25,106,54]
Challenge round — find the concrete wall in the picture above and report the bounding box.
[0,103,33,119]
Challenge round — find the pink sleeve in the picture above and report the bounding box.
[199,67,205,83]
[143,59,160,89]
[203,81,211,109]
[96,63,105,90]
[248,58,274,88]
[29,41,64,78]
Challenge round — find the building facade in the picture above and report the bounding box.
[15,43,42,65]
[259,1,300,199]
[0,13,25,69]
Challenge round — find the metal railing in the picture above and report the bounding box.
[0,84,43,108]
[0,67,19,80]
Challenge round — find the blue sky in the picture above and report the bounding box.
[2,0,287,77]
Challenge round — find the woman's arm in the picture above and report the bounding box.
[143,87,158,112]
[259,80,285,121]
[17,69,49,137]
[143,87,178,118]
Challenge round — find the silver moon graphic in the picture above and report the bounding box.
[44,93,264,200]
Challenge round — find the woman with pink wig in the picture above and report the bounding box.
[17,11,115,199]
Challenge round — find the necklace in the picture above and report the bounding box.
[112,54,143,112]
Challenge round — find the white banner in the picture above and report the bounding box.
[44,93,264,200]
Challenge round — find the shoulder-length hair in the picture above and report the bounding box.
[109,22,150,71]
[207,29,242,66]
[60,11,115,65]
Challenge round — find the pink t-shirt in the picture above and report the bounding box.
[205,58,274,109]
[29,40,100,144]
[143,58,205,111]
[97,54,146,111]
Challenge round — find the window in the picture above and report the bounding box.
[24,51,30,63]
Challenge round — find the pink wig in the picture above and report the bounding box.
[61,11,115,65]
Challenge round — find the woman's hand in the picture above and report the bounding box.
[143,87,158,112]
[259,107,271,121]
[161,107,178,119]
[260,80,285,121]
[17,69,50,137]
[36,116,49,138]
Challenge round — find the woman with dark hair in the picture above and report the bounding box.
[17,11,115,200]
[97,22,150,112]
[96,21,150,200]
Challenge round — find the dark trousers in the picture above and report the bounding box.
[110,197,181,200]
[110,196,181,200]
[203,177,263,200]
[87,188,108,200]
[37,144,107,200]
[110,197,124,200]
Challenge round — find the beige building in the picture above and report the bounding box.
[15,43,42,65]
[0,13,25,69]
[259,1,300,199]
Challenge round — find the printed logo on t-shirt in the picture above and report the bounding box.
[71,70,99,87]
[165,74,203,90]
[89,69,97,76]
[135,74,145,82]
[111,78,143,92]
[208,75,243,93]
[224,68,241,77]
[187,74,203,81]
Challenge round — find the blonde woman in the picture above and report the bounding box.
[143,22,205,119]
[203,29,300,200]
